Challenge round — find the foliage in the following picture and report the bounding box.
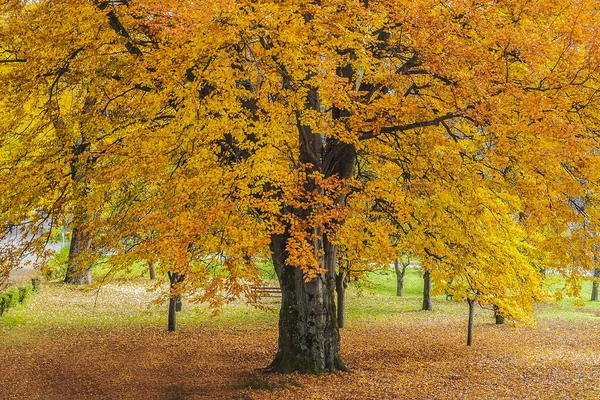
[42,246,70,281]
[1,0,600,356]
[0,283,36,316]
[17,285,29,303]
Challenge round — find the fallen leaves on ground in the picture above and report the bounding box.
[1,285,599,399]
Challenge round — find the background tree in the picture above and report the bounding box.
[422,270,433,311]
[592,268,600,302]
[393,258,410,297]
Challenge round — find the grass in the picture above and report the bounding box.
[0,265,439,337]
[2,264,599,336]
[355,267,425,297]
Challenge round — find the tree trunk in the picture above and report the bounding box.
[265,64,355,373]
[336,272,346,329]
[168,272,184,332]
[168,296,177,332]
[394,259,406,297]
[149,262,156,280]
[494,306,505,324]
[267,233,347,374]
[64,119,95,285]
[467,299,475,346]
[64,226,93,285]
[422,270,432,311]
[591,268,600,302]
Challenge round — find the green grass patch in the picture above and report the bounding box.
[2,264,599,346]
[356,267,425,297]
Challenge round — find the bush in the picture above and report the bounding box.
[6,289,19,307]
[31,277,41,293]
[0,290,19,315]
[0,283,40,317]
[42,245,70,281]
[18,286,30,303]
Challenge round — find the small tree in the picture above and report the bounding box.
[422,270,432,311]
[167,272,185,332]
[394,258,409,297]
[591,268,600,302]
[466,297,476,346]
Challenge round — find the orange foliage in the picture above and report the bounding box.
[0,0,600,324]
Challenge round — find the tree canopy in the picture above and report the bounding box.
[1,0,600,372]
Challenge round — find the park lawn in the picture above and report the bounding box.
[0,274,599,399]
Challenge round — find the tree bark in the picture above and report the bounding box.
[494,306,505,324]
[149,262,156,280]
[63,119,95,285]
[467,299,475,346]
[267,233,348,374]
[168,296,177,332]
[64,226,93,285]
[265,59,355,373]
[336,272,346,329]
[422,270,432,311]
[168,272,184,332]
[394,259,407,297]
[591,268,599,302]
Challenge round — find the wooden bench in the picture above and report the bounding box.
[250,286,282,298]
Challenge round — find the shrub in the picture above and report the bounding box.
[42,245,70,281]
[31,277,41,293]
[0,283,40,317]
[0,290,18,315]
[18,286,30,303]
[6,289,19,308]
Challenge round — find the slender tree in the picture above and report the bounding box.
[422,270,433,311]
[467,298,476,346]
[592,268,600,302]
[394,259,409,297]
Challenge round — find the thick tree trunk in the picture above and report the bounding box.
[336,272,346,329]
[148,262,156,280]
[591,268,600,302]
[422,270,432,311]
[267,233,347,374]
[394,259,406,297]
[64,120,95,285]
[64,226,93,285]
[265,62,355,373]
[467,299,475,346]
[494,306,505,324]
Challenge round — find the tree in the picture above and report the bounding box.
[167,272,184,332]
[2,0,600,374]
[394,259,409,297]
[422,270,433,311]
[148,262,156,280]
[494,306,506,325]
[592,268,600,302]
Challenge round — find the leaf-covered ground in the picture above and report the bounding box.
[1,280,599,399]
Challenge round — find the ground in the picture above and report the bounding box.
[1,271,599,399]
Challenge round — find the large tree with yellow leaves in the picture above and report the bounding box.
[2,0,600,373]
